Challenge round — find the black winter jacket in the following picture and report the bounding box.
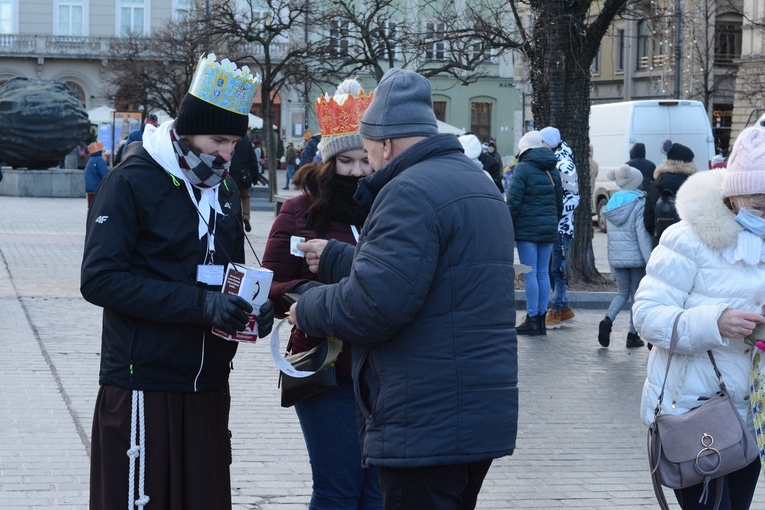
[506,147,563,243]
[81,148,245,392]
[229,137,258,188]
[627,143,657,192]
[644,159,698,237]
[296,134,519,468]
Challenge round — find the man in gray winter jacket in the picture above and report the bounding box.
[289,68,518,510]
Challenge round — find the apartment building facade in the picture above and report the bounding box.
[511,1,765,156]
[0,0,522,160]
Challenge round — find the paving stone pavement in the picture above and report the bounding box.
[1,196,764,509]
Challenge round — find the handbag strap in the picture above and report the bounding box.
[654,314,727,417]
[654,314,683,416]
[649,311,726,510]
[648,449,724,510]
[544,169,555,187]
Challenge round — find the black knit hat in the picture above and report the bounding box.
[174,93,248,137]
[662,140,694,163]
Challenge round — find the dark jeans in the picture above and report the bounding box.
[673,457,761,509]
[295,381,382,510]
[378,459,493,510]
[285,163,296,188]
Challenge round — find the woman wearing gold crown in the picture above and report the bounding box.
[262,79,382,509]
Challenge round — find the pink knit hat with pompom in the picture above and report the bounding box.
[722,126,765,197]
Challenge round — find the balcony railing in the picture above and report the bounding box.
[0,34,291,61]
[0,34,115,58]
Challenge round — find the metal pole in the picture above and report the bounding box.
[674,0,682,99]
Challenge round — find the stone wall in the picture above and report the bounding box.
[0,168,85,198]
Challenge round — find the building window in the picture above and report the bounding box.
[471,102,492,142]
[375,20,398,60]
[615,28,625,72]
[329,20,349,58]
[119,0,145,36]
[65,81,86,104]
[715,22,742,64]
[472,30,492,62]
[636,21,649,70]
[56,0,84,36]
[425,21,446,61]
[433,101,446,121]
[0,0,15,34]
[173,0,195,21]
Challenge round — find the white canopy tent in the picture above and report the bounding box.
[436,120,466,135]
[86,105,115,125]
[88,106,173,126]
[248,113,277,130]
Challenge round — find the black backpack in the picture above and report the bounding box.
[653,189,680,242]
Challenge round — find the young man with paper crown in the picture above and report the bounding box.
[81,54,275,510]
[288,68,518,510]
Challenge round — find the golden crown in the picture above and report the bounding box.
[188,53,261,116]
[88,141,104,153]
[316,89,373,138]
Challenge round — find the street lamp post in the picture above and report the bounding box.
[674,0,682,99]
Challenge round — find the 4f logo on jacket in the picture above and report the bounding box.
[95,215,109,224]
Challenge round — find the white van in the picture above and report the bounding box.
[589,100,714,231]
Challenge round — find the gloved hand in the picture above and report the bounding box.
[257,299,275,338]
[203,291,253,336]
[293,280,322,294]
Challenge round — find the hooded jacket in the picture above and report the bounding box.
[626,143,657,192]
[81,146,245,392]
[506,146,563,243]
[644,159,698,236]
[85,152,109,193]
[603,190,653,268]
[295,133,518,468]
[634,170,765,432]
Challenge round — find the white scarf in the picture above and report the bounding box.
[721,230,765,266]
[142,120,224,244]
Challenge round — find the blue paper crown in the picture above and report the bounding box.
[188,53,261,116]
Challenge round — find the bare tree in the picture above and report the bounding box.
[106,11,234,117]
[209,0,338,199]
[313,0,524,85]
[516,0,633,283]
[681,0,737,112]
[729,2,765,126]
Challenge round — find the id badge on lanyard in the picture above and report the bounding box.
[196,217,224,286]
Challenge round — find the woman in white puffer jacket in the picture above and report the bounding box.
[634,126,765,509]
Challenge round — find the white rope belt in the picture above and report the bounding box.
[127,390,150,509]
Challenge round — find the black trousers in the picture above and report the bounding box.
[674,457,761,510]
[378,459,493,510]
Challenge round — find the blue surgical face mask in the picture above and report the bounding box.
[735,208,765,237]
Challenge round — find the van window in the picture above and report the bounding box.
[633,106,670,135]
[669,106,710,134]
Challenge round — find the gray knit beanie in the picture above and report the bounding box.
[608,164,643,190]
[359,68,438,140]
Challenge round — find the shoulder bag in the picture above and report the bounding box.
[647,313,759,510]
[279,333,342,408]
